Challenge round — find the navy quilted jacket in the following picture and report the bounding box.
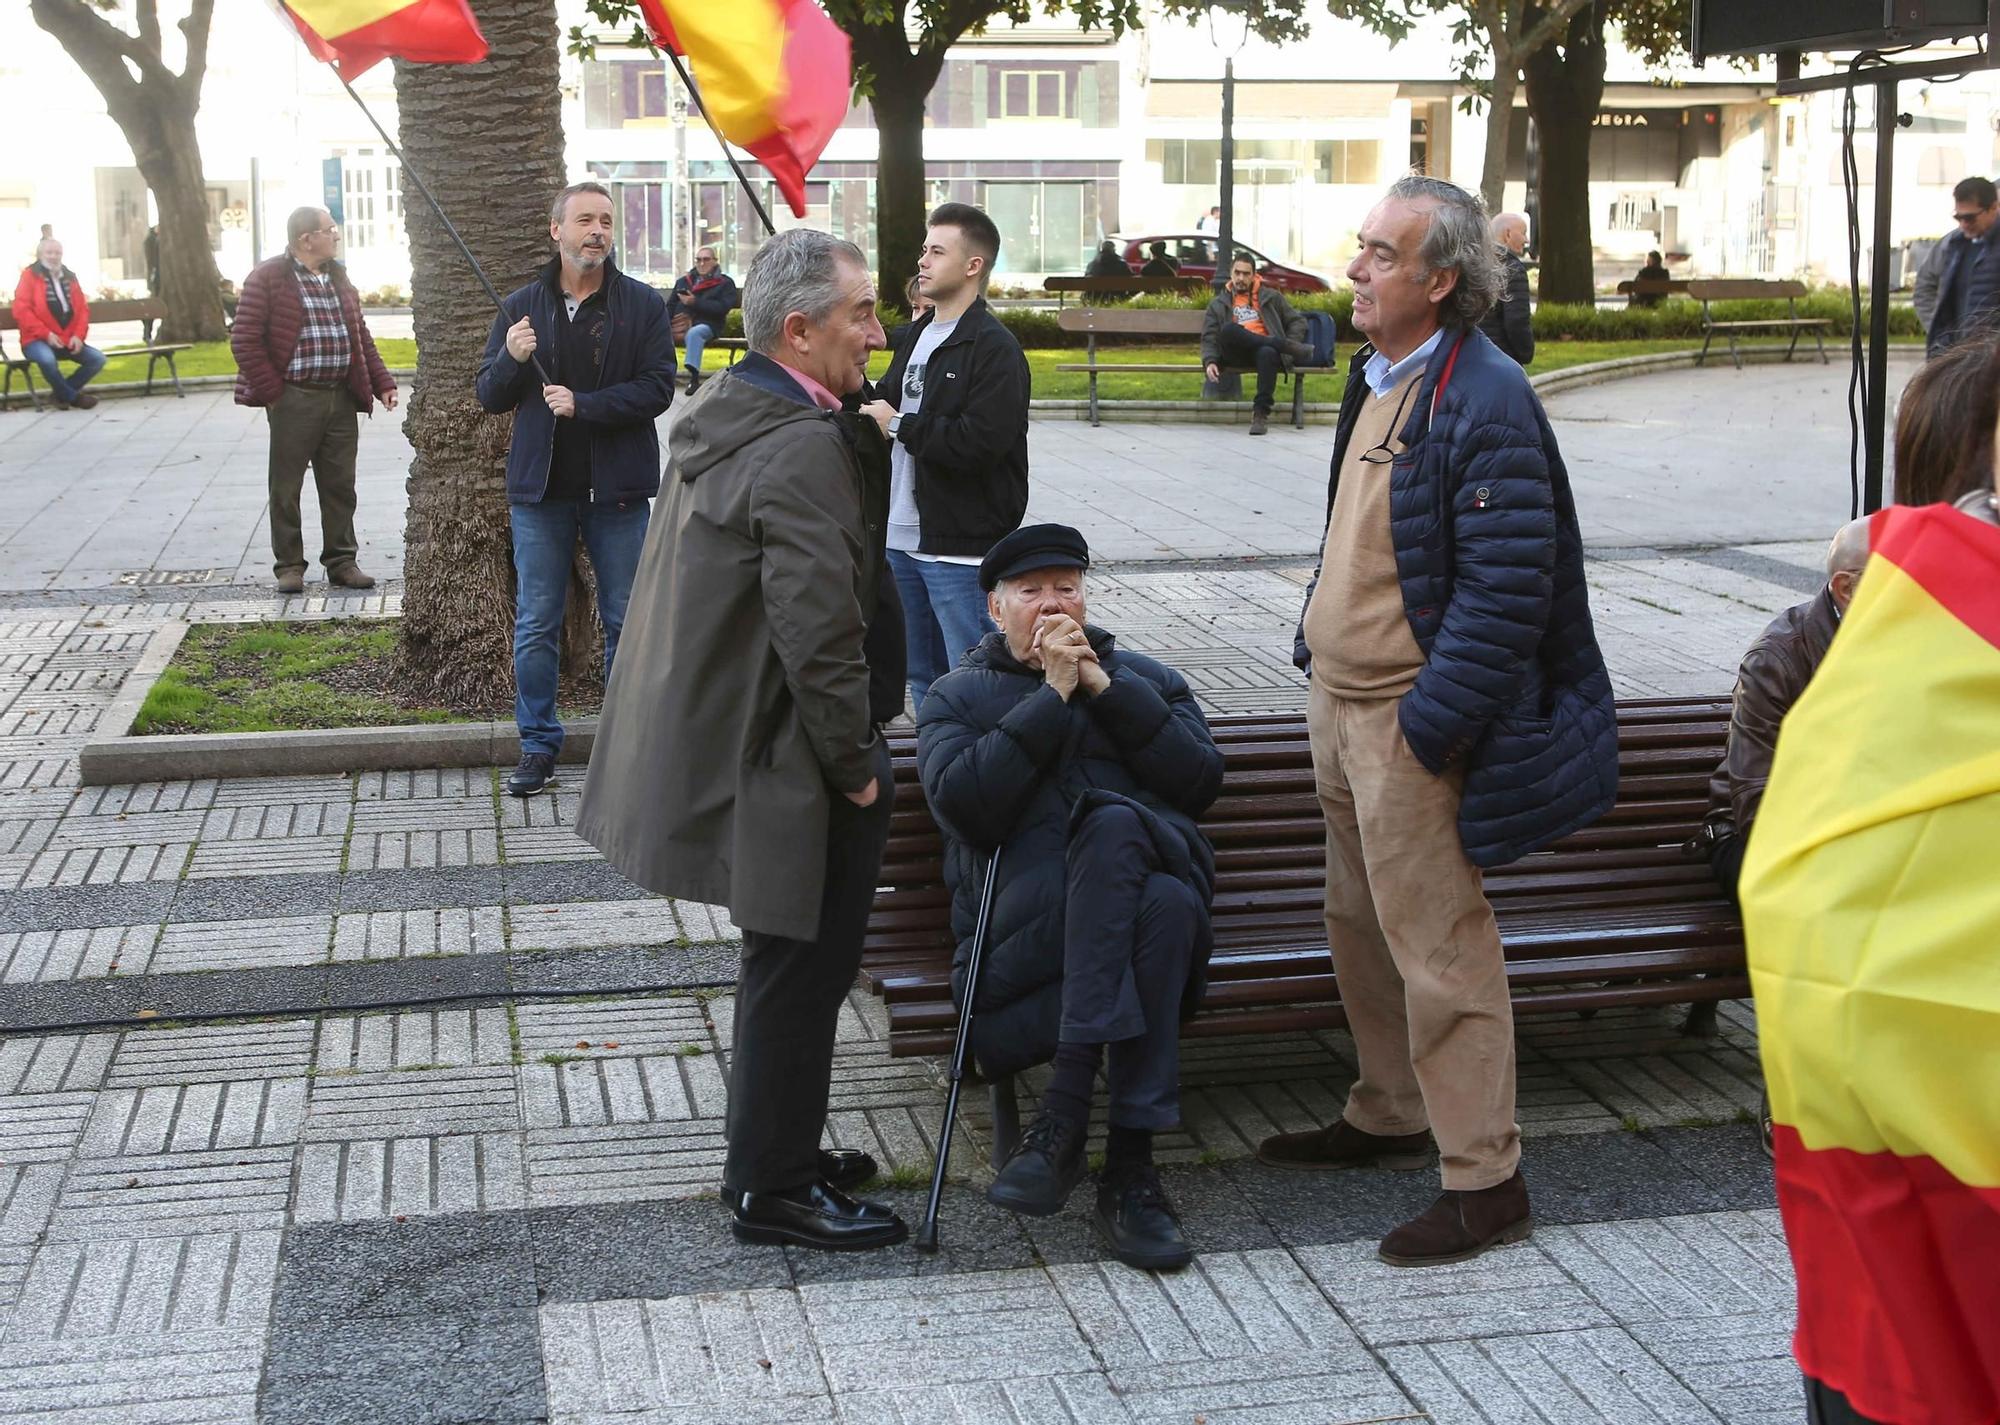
[1293,326,1618,867]
[916,630,1223,1075]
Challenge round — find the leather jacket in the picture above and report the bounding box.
[1706,585,1841,837]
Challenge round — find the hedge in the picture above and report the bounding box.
[660,284,1917,349]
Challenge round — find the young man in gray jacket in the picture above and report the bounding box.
[1200,254,1312,435]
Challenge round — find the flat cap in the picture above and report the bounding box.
[979,523,1091,591]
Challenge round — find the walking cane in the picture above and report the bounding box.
[915,845,1003,1254]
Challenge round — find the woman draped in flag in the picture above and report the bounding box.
[1741,446,2000,1424]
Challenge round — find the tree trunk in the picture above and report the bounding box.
[1523,7,1608,304]
[140,110,229,344]
[392,0,567,706]
[27,0,228,343]
[1479,62,1521,216]
[850,23,945,311]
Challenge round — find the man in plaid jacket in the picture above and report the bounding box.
[231,206,398,595]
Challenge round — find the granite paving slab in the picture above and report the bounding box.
[6,1231,281,1338]
[0,1328,264,1424]
[292,1132,527,1222]
[1382,1325,1727,1425]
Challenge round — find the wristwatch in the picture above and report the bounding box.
[886,412,903,438]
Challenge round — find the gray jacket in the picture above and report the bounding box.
[1200,281,1305,367]
[575,354,886,942]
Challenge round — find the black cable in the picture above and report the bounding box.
[1842,72,1865,520]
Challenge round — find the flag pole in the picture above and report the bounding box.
[661,49,778,237]
[330,66,554,385]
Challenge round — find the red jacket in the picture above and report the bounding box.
[11,266,90,346]
[230,254,393,411]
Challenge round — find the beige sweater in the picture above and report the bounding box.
[1303,383,1426,698]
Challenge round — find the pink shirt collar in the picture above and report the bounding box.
[771,358,842,412]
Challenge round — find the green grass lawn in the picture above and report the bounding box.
[97,334,1906,404]
[136,620,603,735]
[135,622,456,735]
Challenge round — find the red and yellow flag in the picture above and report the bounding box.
[636,0,851,218]
[281,0,487,79]
[1742,501,2000,1425]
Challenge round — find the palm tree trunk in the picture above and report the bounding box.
[391,0,567,705]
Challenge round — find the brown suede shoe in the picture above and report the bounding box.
[1378,1170,1533,1267]
[275,569,306,595]
[1256,1118,1434,1172]
[327,564,377,590]
[72,392,100,410]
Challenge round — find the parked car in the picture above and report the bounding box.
[1114,234,1332,293]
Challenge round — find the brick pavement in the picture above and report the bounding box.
[0,387,1822,1420]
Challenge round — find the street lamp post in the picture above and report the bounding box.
[1208,1,1250,291]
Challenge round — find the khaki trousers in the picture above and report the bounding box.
[266,382,360,577]
[1308,680,1521,1190]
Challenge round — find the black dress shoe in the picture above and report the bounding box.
[731,1180,907,1251]
[1093,1165,1193,1271]
[986,1111,1086,1217]
[724,1149,877,1198]
[819,1147,878,1192]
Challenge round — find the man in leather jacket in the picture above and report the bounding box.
[1701,519,1872,899]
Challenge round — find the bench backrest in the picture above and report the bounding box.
[0,297,165,331]
[864,700,1731,975]
[1045,276,1209,296]
[1684,279,1808,301]
[1056,306,1208,336]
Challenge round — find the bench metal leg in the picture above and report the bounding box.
[1682,999,1721,1039]
[988,1073,1020,1164]
[1728,328,1744,370]
[5,364,43,413]
[1086,334,1100,427]
[1697,326,1715,369]
[165,353,184,398]
[1291,372,1306,429]
[1813,325,1828,365]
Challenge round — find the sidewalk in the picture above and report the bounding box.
[0,367,1818,1422]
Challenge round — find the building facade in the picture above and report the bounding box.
[3,4,1995,303]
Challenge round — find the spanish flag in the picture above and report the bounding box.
[281,0,488,79]
[636,0,850,218]
[1742,501,2000,1425]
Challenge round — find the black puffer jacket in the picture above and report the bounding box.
[916,629,1224,1075]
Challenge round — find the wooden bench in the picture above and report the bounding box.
[1683,279,1829,370]
[861,699,1739,1153]
[1054,306,1335,428]
[1045,275,1211,306]
[0,297,189,411]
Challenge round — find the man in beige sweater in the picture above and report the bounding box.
[1259,176,1619,1268]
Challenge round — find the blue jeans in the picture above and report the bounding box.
[510,498,651,756]
[889,549,994,712]
[684,323,715,371]
[22,340,106,405]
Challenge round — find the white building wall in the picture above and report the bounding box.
[1,2,1991,301]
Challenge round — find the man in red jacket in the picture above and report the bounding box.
[231,206,398,594]
[11,238,106,411]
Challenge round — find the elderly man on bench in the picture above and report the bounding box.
[11,237,106,410]
[916,523,1224,1271]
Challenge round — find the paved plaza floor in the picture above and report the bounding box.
[0,367,1831,1421]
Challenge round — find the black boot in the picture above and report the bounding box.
[986,1111,1086,1217]
[1093,1163,1192,1271]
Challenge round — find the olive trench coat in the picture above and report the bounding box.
[575,353,889,942]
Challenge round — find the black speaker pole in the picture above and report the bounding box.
[1864,75,1895,515]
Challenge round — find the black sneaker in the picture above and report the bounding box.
[684,365,703,395]
[985,1112,1086,1217]
[507,751,557,798]
[1094,1164,1193,1271]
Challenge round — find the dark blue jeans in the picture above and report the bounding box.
[888,549,994,712]
[22,340,106,405]
[510,498,651,757]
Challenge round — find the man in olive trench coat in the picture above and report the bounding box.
[576,229,909,1252]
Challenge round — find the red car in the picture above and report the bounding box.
[1115,233,1331,293]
